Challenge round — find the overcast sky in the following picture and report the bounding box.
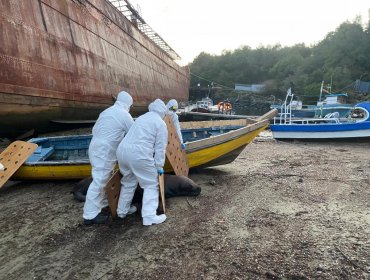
[129,0,369,65]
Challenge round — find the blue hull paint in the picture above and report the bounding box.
[270,121,370,133]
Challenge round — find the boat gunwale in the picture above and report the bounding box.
[185,119,268,152]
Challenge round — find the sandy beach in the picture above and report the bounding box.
[0,131,369,279]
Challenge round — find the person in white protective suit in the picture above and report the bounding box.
[116,99,168,226]
[83,91,136,225]
[166,99,185,150]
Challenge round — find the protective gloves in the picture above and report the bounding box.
[157,168,164,175]
[181,143,186,150]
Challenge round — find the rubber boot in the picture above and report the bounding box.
[84,212,110,225]
[117,205,137,219]
[143,214,167,226]
[142,186,167,226]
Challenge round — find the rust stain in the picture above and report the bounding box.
[0,0,189,136]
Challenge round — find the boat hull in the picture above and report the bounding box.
[0,0,189,136]
[270,121,370,139]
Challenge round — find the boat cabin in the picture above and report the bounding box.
[317,93,348,106]
[196,97,214,109]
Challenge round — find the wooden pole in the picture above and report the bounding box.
[158,174,165,213]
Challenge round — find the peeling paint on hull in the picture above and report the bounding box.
[0,0,189,136]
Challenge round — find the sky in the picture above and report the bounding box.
[128,0,369,65]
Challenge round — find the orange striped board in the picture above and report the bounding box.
[0,141,38,188]
[163,115,189,176]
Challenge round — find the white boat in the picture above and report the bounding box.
[270,89,370,140]
[271,81,353,119]
[180,97,218,113]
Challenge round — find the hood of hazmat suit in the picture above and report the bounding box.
[166,99,183,143]
[166,99,178,111]
[149,99,168,119]
[116,91,133,112]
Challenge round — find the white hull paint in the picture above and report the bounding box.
[272,128,370,139]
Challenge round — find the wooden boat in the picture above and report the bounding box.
[12,110,276,180]
[270,102,370,140]
[0,0,189,137]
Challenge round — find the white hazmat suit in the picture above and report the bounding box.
[166,99,183,144]
[83,91,134,220]
[116,99,168,225]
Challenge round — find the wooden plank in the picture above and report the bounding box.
[164,115,189,176]
[180,118,249,130]
[159,174,165,213]
[105,170,121,218]
[180,111,258,121]
[256,109,278,121]
[0,141,38,189]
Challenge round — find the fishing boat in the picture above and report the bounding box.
[314,93,353,118]
[181,97,219,114]
[179,97,236,122]
[271,88,316,118]
[271,101,316,118]
[270,101,370,140]
[11,110,276,180]
[180,97,233,114]
[0,0,189,137]
[271,82,354,119]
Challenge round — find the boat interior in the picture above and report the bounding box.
[25,119,251,164]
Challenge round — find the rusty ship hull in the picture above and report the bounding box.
[0,0,189,137]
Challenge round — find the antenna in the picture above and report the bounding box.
[330,74,333,93]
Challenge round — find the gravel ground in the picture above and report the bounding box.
[0,131,369,279]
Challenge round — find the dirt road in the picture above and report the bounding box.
[0,134,369,279]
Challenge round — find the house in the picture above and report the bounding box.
[234,84,265,93]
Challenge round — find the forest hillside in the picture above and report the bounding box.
[189,18,370,115]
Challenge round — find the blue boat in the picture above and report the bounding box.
[270,99,370,140]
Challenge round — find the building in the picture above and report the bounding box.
[234,84,265,93]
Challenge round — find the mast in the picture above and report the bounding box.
[319,81,324,102]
